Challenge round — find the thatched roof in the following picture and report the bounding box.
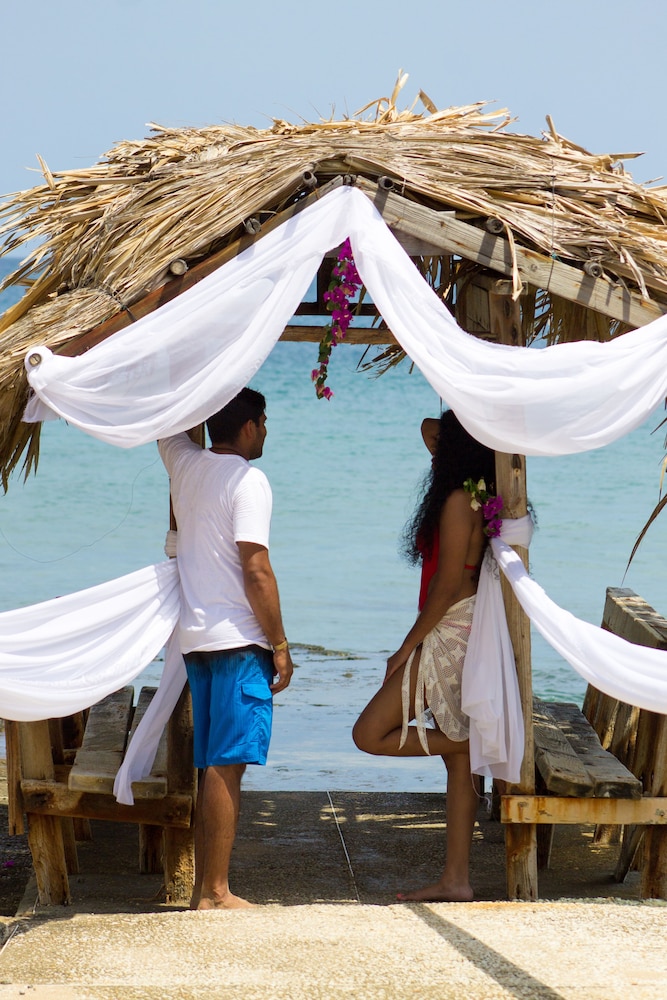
[1,80,666,487]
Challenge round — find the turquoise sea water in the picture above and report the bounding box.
[0,259,665,790]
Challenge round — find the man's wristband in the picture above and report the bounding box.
[272,638,289,653]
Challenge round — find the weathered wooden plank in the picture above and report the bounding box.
[502,796,667,825]
[20,779,192,828]
[281,325,397,345]
[68,687,134,793]
[546,702,642,799]
[602,588,667,650]
[533,699,594,796]
[356,177,664,328]
[128,687,168,799]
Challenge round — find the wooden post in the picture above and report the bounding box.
[18,720,71,905]
[640,713,667,897]
[488,282,538,901]
[48,718,79,875]
[139,825,164,874]
[160,422,201,904]
[4,720,25,836]
[163,685,195,904]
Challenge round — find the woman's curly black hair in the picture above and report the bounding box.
[402,410,496,565]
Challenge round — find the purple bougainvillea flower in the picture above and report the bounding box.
[313,241,361,398]
[483,496,503,519]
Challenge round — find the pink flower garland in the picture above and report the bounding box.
[311,238,362,399]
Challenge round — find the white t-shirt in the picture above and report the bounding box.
[158,433,273,653]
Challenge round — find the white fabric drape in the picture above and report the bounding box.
[491,534,667,713]
[0,561,180,721]
[23,185,667,457]
[463,517,533,783]
[113,630,186,805]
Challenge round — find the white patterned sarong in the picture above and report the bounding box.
[399,595,476,754]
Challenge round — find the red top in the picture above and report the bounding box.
[418,531,478,610]
[418,533,439,611]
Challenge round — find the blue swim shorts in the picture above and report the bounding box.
[184,645,274,768]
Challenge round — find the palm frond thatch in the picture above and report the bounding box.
[1,79,667,488]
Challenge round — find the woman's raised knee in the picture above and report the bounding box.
[352,716,379,754]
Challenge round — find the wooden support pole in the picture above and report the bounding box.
[161,423,201,904]
[4,720,25,835]
[488,283,538,902]
[163,685,195,904]
[18,720,71,906]
[641,713,667,897]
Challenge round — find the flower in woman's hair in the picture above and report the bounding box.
[483,495,504,520]
[463,478,504,538]
[486,518,503,538]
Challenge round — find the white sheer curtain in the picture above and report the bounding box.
[0,562,180,721]
[24,185,667,456]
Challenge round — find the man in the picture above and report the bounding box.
[158,387,293,910]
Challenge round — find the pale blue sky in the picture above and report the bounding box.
[1,0,664,202]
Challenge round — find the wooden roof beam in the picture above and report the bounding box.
[281,324,395,344]
[355,177,665,329]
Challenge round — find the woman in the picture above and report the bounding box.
[352,409,497,902]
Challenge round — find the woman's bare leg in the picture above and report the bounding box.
[396,754,480,902]
[352,649,471,759]
[353,651,480,901]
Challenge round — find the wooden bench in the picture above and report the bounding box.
[584,588,667,898]
[8,684,195,906]
[530,698,642,867]
[501,588,667,899]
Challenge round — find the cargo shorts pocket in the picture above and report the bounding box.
[240,681,273,758]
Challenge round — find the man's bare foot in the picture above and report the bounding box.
[395,880,473,903]
[197,892,254,910]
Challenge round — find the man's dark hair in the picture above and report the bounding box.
[206,387,266,445]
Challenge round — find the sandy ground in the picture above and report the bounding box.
[1,779,666,998]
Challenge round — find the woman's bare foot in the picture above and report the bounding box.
[197,892,254,910]
[395,879,473,903]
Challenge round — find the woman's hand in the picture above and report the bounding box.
[384,645,412,684]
